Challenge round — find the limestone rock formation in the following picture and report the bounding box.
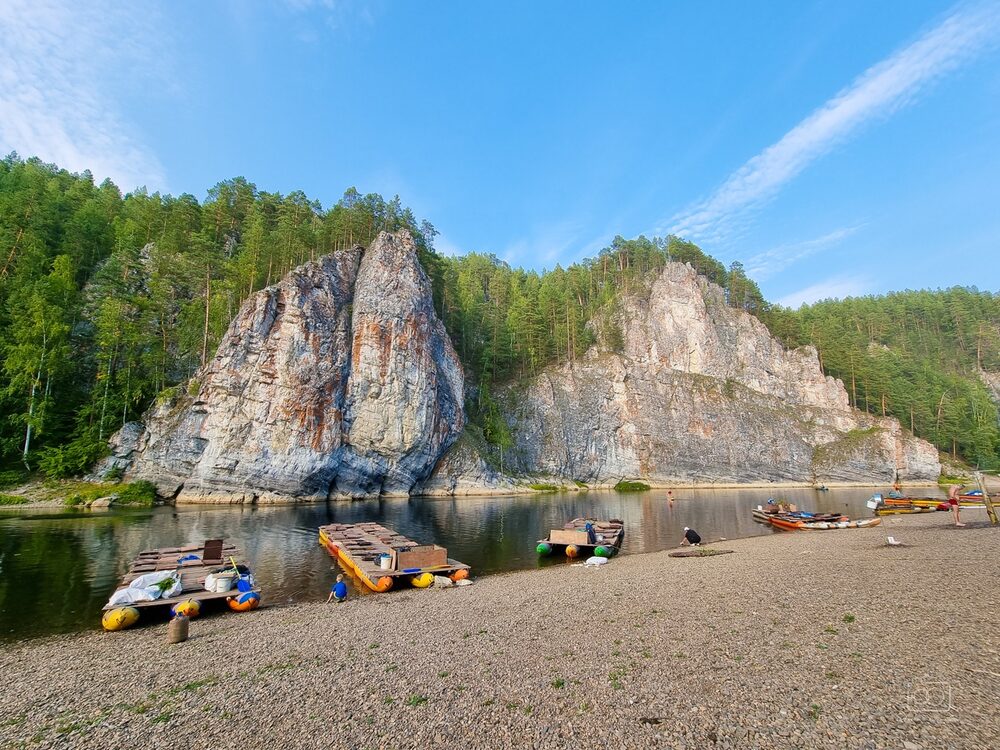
[982,371,1000,423]
[414,431,517,496]
[108,233,941,500]
[111,231,464,502]
[335,231,465,496]
[505,262,940,484]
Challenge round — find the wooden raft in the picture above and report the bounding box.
[318,522,470,592]
[103,539,259,610]
[539,518,624,551]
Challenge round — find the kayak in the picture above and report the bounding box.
[882,495,986,508]
[875,506,937,515]
[769,516,881,531]
[768,516,804,531]
[910,499,986,509]
[753,507,847,523]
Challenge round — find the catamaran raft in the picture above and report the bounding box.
[536,518,625,558]
[101,538,261,631]
[319,522,470,592]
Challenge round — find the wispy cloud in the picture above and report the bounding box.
[744,224,865,280]
[282,0,379,33]
[433,232,463,258]
[502,220,588,267]
[0,0,168,191]
[777,275,873,308]
[667,2,1000,244]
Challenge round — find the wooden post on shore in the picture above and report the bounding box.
[974,471,998,526]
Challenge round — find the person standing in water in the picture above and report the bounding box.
[947,485,966,527]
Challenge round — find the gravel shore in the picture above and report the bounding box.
[1,512,998,750]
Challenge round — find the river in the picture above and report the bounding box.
[0,486,930,641]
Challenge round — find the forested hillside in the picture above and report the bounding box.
[0,155,764,478]
[1,154,997,481]
[0,155,440,478]
[764,291,1000,467]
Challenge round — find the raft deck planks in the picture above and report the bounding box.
[103,540,259,610]
[318,522,470,592]
[539,518,624,550]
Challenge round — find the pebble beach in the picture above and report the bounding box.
[1,512,998,750]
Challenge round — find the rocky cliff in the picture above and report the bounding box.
[106,231,464,502]
[105,237,940,501]
[504,262,940,484]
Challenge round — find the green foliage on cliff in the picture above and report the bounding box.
[434,237,765,389]
[765,290,1000,467]
[613,480,651,492]
[0,155,435,473]
[1,154,996,474]
[0,155,764,470]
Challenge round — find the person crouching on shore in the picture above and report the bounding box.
[947,485,966,528]
[327,574,348,603]
[680,527,702,546]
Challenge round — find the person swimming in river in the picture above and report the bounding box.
[947,485,966,528]
[327,574,348,603]
[680,526,702,546]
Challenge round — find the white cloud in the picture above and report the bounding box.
[502,220,587,267]
[282,0,379,32]
[433,232,463,258]
[0,0,168,191]
[745,224,865,280]
[777,275,873,308]
[667,2,1000,244]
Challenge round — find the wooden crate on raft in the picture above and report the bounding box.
[395,544,448,570]
[548,529,591,545]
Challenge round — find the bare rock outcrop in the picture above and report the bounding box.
[505,262,940,484]
[414,430,517,496]
[982,371,1000,423]
[112,231,464,502]
[335,231,465,497]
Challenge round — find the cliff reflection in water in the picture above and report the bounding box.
[0,486,906,641]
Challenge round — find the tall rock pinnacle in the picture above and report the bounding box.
[112,230,464,502]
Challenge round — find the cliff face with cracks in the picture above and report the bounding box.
[504,262,941,485]
[105,237,940,501]
[106,230,464,502]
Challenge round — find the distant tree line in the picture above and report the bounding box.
[763,290,1000,468]
[1,154,996,479]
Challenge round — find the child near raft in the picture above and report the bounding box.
[327,574,348,603]
[680,526,702,546]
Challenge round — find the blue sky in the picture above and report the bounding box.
[2,1,999,306]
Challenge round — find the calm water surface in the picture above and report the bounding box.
[0,486,931,641]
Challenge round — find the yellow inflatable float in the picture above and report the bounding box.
[409,572,434,588]
[171,599,201,618]
[102,607,140,631]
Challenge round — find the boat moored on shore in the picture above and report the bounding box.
[319,523,470,593]
[536,518,624,559]
[101,539,260,631]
